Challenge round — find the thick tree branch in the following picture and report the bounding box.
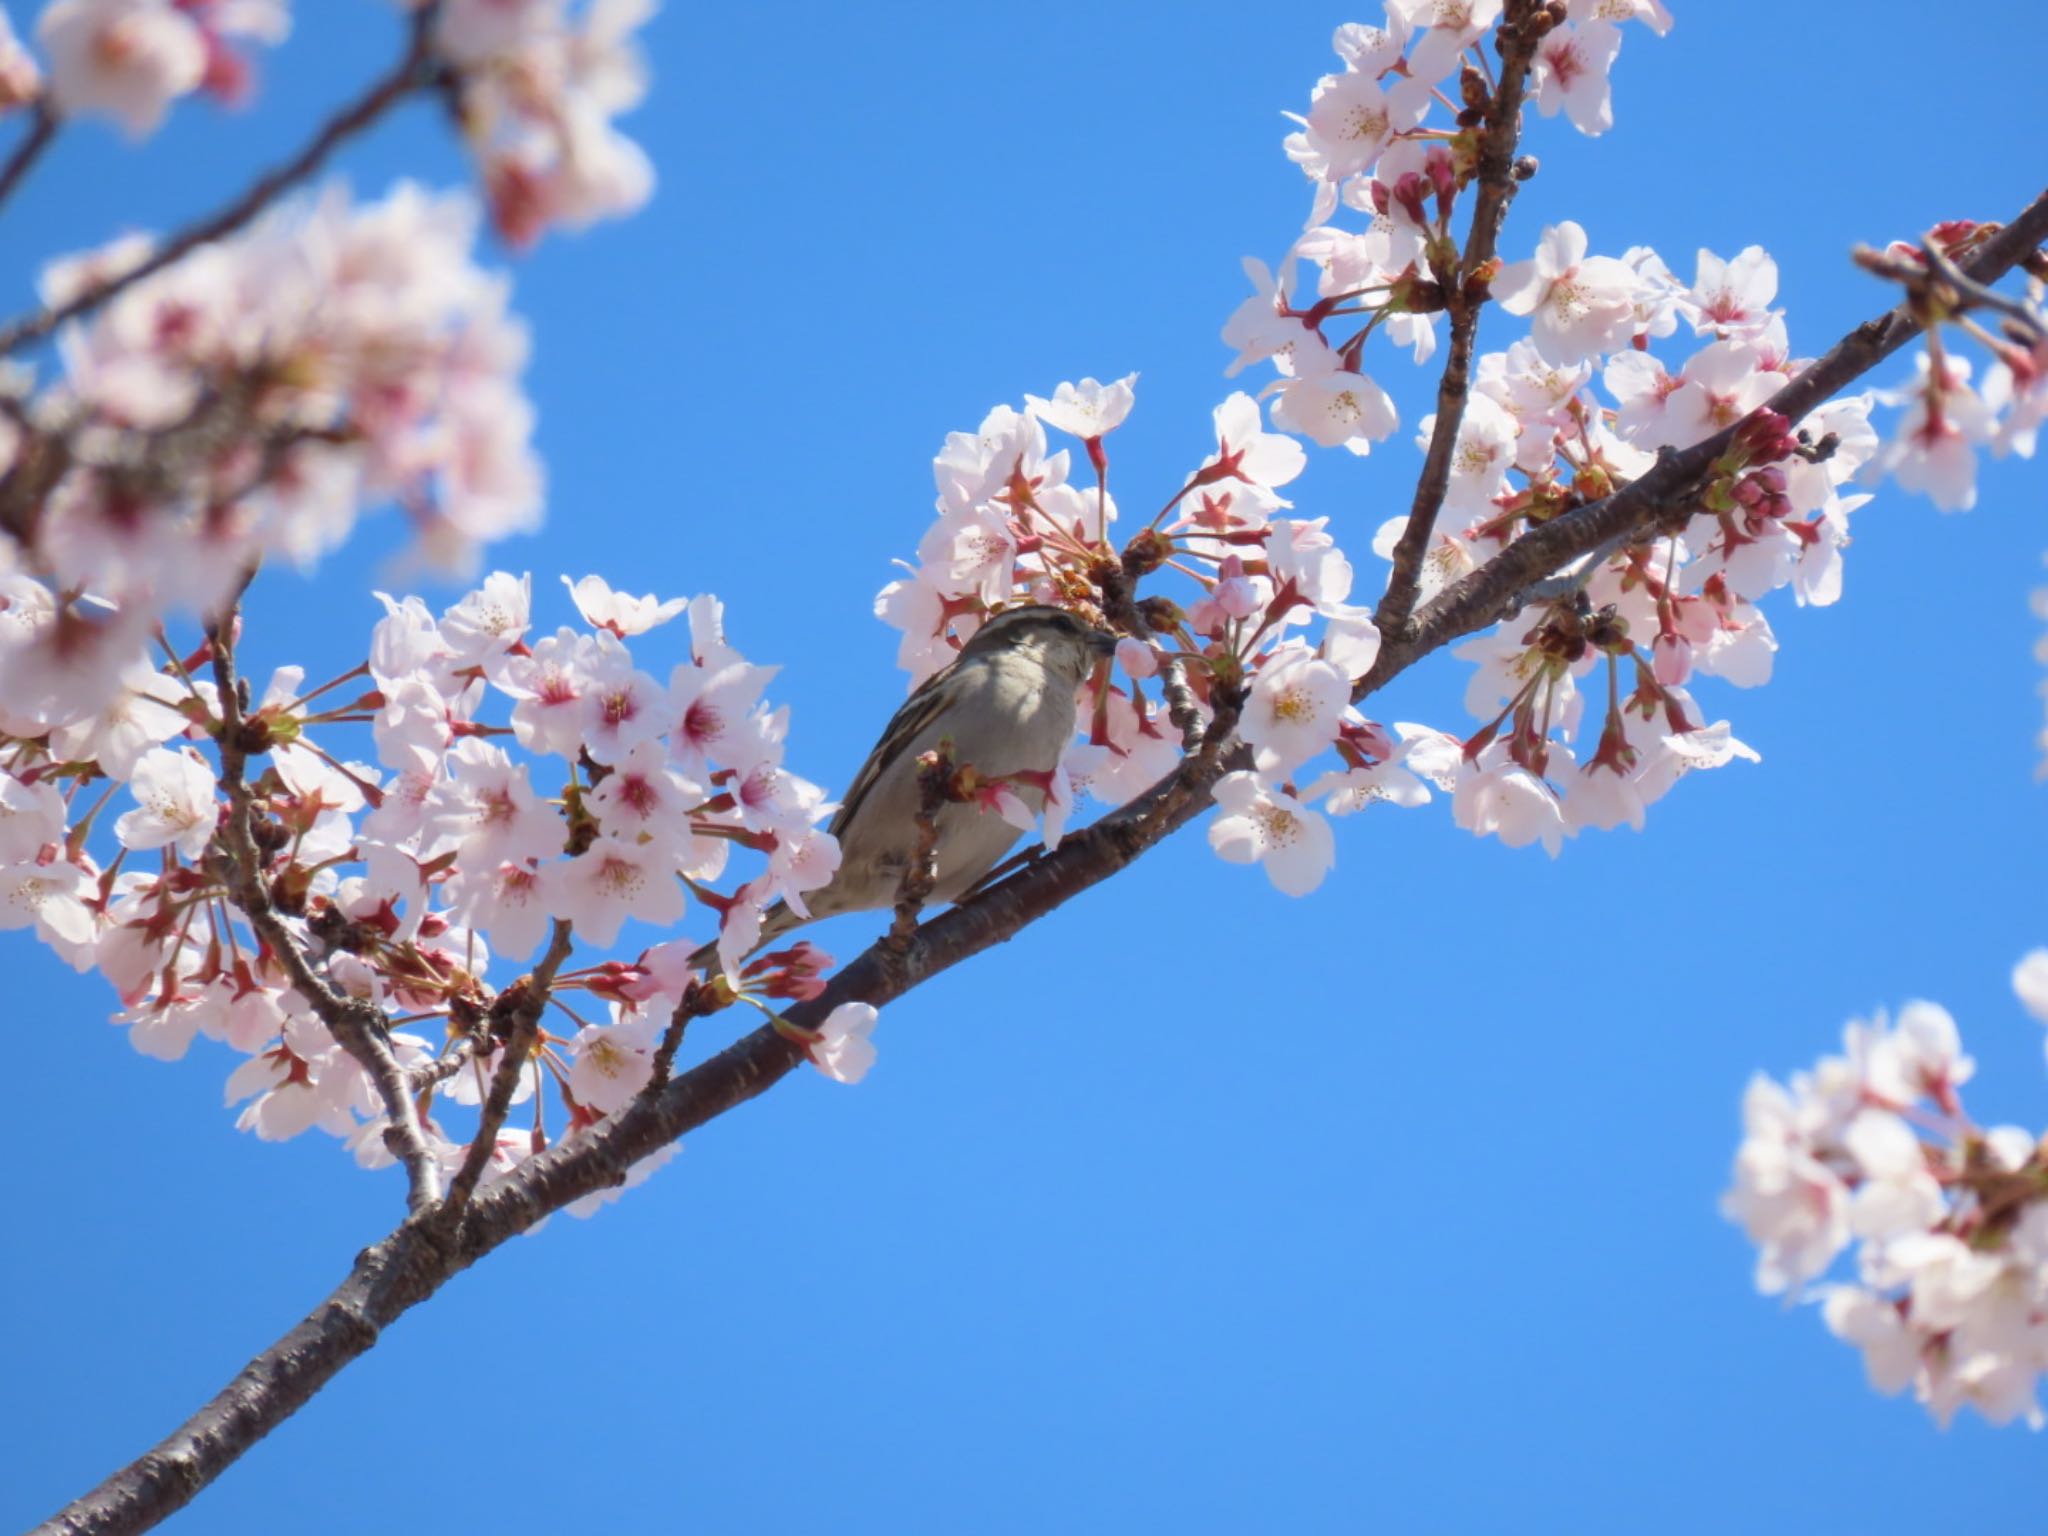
[36,182,2048,1536]
[0,10,445,359]
[1372,5,1540,640]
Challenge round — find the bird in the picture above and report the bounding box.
[692,604,1116,974]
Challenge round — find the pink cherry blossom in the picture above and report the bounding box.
[1330,16,1410,75]
[440,572,533,663]
[1684,245,1781,338]
[1451,746,1568,856]
[566,1007,660,1114]
[1492,222,1640,365]
[1243,645,1349,775]
[0,773,68,863]
[1286,68,1432,187]
[114,746,219,859]
[1531,19,1622,136]
[0,8,43,108]
[1389,0,1504,85]
[0,856,97,949]
[563,573,687,637]
[669,658,777,771]
[1267,364,1399,455]
[579,639,670,766]
[1568,0,1672,32]
[808,1000,878,1085]
[557,835,685,947]
[442,857,561,962]
[38,0,206,137]
[1026,374,1137,442]
[1722,1073,1852,1294]
[1207,772,1336,896]
[1878,353,1996,513]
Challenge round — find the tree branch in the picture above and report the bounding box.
[1355,182,2048,700]
[35,180,2048,1536]
[0,102,57,217]
[1371,4,1541,640]
[205,587,446,1213]
[0,11,445,359]
[440,921,574,1220]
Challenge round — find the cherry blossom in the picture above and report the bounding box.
[1530,19,1622,136]
[563,574,688,637]
[1684,245,1781,338]
[37,0,207,137]
[1202,391,1308,494]
[1492,221,1640,365]
[808,1000,879,1085]
[1267,363,1399,455]
[1243,646,1349,775]
[436,0,657,246]
[1286,68,1431,187]
[1026,374,1138,443]
[1207,773,1336,896]
[0,7,43,107]
[566,1007,661,1114]
[113,746,218,859]
[1728,990,2048,1427]
[1389,0,1503,85]
[1876,352,1997,513]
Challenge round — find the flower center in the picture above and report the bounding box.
[1271,685,1317,725]
[1256,805,1301,847]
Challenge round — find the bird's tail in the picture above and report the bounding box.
[685,899,806,979]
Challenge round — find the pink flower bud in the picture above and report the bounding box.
[1652,633,1694,686]
[1114,637,1158,678]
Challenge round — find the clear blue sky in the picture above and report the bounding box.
[5,4,2046,1532]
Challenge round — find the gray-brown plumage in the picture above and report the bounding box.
[693,605,1114,971]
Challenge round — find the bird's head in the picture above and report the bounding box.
[958,605,1117,684]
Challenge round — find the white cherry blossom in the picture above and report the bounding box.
[114,746,218,859]
[1493,221,1640,365]
[1207,772,1335,896]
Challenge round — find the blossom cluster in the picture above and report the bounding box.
[1406,225,1878,851]
[1723,963,2048,1429]
[0,568,877,1197]
[0,1,656,252]
[875,5,1711,895]
[876,375,1421,898]
[422,0,656,247]
[1861,227,2048,516]
[14,0,290,138]
[2,182,540,727]
[1220,7,1900,862]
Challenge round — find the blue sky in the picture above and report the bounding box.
[4,3,2046,1532]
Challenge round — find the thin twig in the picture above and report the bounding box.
[440,921,574,1222]
[206,580,446,1212]
[0,11,444,358]
[1372,3,1541,640]
[1918,237,2048,340]
[405,1033,478,1094]
[0,101,57,215]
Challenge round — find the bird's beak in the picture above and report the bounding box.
[1088,627,1118,659]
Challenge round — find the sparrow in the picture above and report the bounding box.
[694,604,1115,973]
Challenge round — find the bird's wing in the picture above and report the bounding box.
[827,657,963,838]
